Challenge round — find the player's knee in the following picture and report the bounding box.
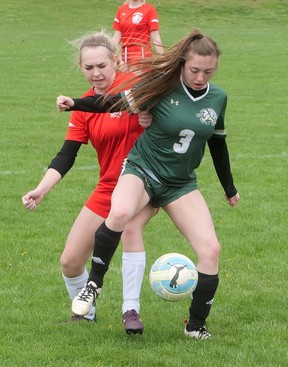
[109,205,134,227]
[60,252,82,274]
[197,239,220,267]
[60,252,70,272]
[206,240,221,265]
[121,225,142,246]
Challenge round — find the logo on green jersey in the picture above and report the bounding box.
[196,108,217,126]
[170,99,179,106]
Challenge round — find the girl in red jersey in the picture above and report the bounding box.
[22,31,156,333]
[113,0,164,66]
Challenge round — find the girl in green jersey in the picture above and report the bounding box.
[57,28,240,339]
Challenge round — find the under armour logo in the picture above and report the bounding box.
[170,99,179,106]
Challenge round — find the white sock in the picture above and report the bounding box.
[62,269,95,320]
[122,252,146,315]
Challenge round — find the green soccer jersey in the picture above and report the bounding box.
[126,80,227,187]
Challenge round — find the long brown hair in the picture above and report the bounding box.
[110,28,221,112]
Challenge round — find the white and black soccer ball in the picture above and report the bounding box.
[149,253,198,301]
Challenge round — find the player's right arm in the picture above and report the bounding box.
[22,169,62,210]
[22,140,81,210]
[57,94,124,113]
[112,30,122,48]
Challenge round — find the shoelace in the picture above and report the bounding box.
[196,327,210,339]
[184,320,210,339]
[124,310,138,321]
[71,314,85,321]
[77,284,96,303]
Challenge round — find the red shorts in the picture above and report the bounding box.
[85,184,160,219]
[122,45,152,64]
[85,185,113,218]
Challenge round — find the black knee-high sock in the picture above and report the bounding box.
[187,272,219,330]
[88,222,122,287]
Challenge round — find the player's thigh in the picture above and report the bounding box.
[163,190,218,249]
[109,174,150,223]
[126,203,157,231]
[122,204,157,252]
[62,206,105,265]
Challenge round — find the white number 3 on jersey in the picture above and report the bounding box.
[173,129,195,154]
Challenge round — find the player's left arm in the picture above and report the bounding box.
[207,136,240,207]
[150,30,164,54]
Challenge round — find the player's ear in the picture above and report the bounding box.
[114,54,122,67]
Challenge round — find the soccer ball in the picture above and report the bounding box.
[149,253,198,302]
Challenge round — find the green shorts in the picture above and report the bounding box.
[121,160,198,207]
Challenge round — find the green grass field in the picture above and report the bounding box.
[1,1,287,366]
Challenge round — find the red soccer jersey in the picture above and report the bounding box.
[113,3,160,62]
[65,72,144,217]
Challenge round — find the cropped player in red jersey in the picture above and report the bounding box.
[113,0,164,66]
[22,31,156,333]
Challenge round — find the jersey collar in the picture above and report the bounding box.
[180,75,210,102]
